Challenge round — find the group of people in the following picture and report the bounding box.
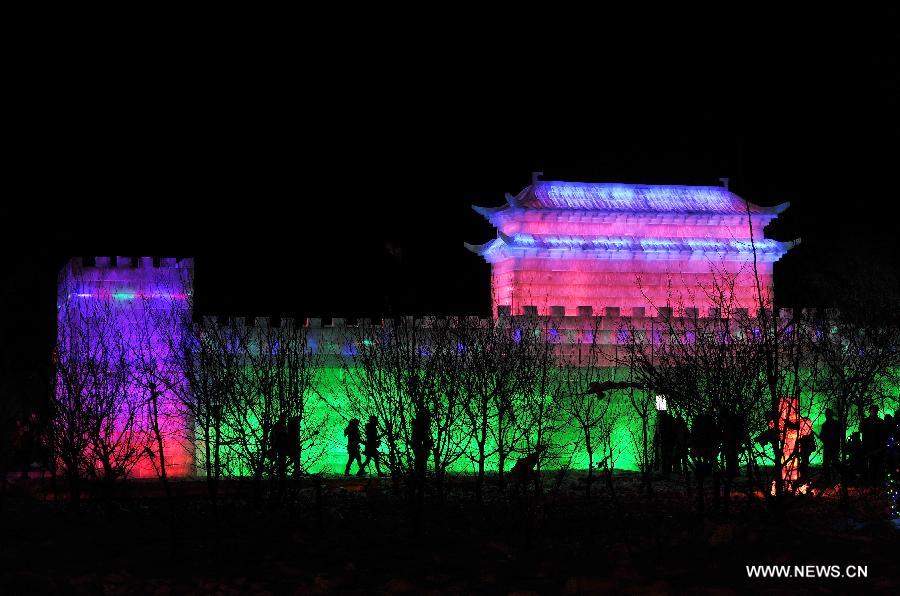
[652,410,690,479]
[343,412,435,478]
[653,403,899,487]
[823,405,899,486]
[654,411,751,485]
[296,403,899,486]
[267,414,303,481]
[343,416,385,476]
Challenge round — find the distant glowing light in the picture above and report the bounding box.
[655,395,667,411]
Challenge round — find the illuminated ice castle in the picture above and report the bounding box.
[56,179,801,478]
[466,176,797,318]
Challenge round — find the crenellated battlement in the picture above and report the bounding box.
[188,303,818,360]
[58,256,194,308]
[74,256,194,269]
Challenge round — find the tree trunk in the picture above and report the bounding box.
[204,427,216,501]
[476,440,486,503]
[212,422,222,501]
[151,392,171,499]
[641,415,652,497]
[497,415,506,490]
[585,429,593,499]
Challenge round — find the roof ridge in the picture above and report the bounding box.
[533,179,735,191]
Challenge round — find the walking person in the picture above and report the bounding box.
[344,418,364,476]
[361,415,386,476]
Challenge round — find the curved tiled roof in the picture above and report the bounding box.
[506,181,789,215]
[497,232,798,254]
[464,233,800,261]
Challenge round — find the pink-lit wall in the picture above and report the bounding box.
[490,214,776,241]
[491,257,774,317]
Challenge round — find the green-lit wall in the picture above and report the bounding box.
[196,366,899,476]
[299,366,647,473]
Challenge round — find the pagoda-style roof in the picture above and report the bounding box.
[465,232,799,263]
[473,181,790,218]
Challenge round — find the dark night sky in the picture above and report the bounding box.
[2,50,898,408]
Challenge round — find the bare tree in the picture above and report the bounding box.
[455,315,522,502]
[620,264,804,511]
[811,306,900,504]
[130,294,190,498]
[53,284,148,509]
[557,318,627,499]
[160,310,241,500]
[222,317,325,505]
[428,317,471,498]
[342,316,445,524]
[517,316,566,494]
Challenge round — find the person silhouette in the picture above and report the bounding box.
[361,415,385,476]
[820,409,841,483]
[510,444,548,494]
[344,418,364,476]
[861,405,884,485]
[268,413,289,487]
[655,410,675,479]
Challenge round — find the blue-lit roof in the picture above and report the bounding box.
[505,181,789,215]
[500,232,795,253]
[464,233,799,261]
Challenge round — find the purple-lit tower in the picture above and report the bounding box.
[56,256,193,478]
[466,177,798,317]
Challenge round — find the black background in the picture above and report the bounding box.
[2,46,898,412]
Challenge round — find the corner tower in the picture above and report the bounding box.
[56,256,194,478]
